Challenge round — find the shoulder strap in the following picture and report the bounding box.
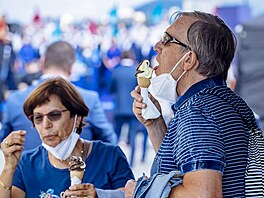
[81,140,93,161]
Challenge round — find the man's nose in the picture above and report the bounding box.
[154,40,163,54]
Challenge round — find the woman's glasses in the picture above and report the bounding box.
[29,109,69,125]
[162,32,191,50]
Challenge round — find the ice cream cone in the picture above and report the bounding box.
[69,156,86,185]
[137,77,151,88]
[135,60,153,88]
[70,170,84,181]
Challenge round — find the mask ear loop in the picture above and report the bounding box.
[176,70,187,82]
[71,115,78,133]
[169,52,190,75]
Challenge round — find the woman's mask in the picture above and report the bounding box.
[150,52,190,103]
[42,115,79,161]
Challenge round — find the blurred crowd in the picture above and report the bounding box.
[0,9,177,171]
[0,9,177,123]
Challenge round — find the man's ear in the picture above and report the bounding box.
[40,56,45,71]
[183,51,198,71]
[68,65,73,76]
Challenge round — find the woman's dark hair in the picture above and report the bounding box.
[23,77,89,134]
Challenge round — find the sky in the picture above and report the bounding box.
[0,0,153,23]
[0,0,264,24]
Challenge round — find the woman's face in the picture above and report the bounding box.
[33,95,75,147]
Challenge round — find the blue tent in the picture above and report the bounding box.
[134,0,182,24]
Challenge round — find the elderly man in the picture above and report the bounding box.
[0,41,117,150]
[127,11,258,197]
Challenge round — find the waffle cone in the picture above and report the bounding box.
[137,77,150,88]
[70,170,84,181]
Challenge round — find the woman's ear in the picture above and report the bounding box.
[76,116,82,128]
[75,116,84,134]
[183,51,198,71]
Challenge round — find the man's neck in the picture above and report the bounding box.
[41,74,68,81]
[42,68,70,79]
[177,72,207,96]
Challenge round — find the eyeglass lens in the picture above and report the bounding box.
[162,32,171,45]
[31,110,68,124]
[162,32,190,50]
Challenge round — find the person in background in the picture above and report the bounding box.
[17,41,41,87]
[0,77,133,197]
[0,41,117,150]
[0,17,17,122]
[126,11,258,197]
[109,51,148,166]
[101,38,121,95]
[109,51,138,140]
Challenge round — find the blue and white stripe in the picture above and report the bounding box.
[156,78,257,197]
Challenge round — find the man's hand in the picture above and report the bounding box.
[131,86,167,152]
[125,179,137,198]
[131,86,161,127]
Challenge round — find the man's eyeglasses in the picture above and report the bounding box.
[162,32,191,50]
[29,109,69,125]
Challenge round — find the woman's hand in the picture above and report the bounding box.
[1,130,26,170]
[64,183,97,198]
[131,86,161,127]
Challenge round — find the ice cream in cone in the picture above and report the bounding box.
[69,156,86,185]
[135,60,153,88]
[135,60,161,120]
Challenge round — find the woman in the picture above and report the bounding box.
[0,77,134,197]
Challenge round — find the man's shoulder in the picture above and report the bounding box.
[176,87,229,115]
[6,85,36,105]
[8,85,36,99]
[76,86,99,99]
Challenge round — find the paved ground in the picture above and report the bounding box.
[118,132,155,179]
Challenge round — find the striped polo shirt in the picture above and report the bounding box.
[156,77,257,197]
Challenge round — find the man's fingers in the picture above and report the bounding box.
[125,180,137,198]
[133,100,146,109]
[131,87,142,101]
[131,91,142,102]
[134,86,141,93]
[125,179,137,187]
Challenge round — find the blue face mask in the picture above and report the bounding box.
[150,52,189,103]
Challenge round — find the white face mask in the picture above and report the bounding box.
[42,115,79,161]
[150,52,190,103]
